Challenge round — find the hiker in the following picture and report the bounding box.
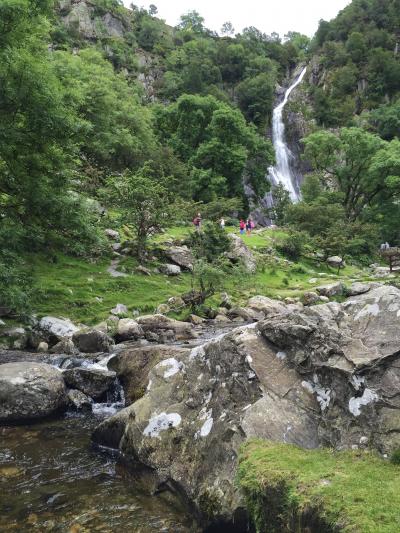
[220,217,225,229]
[246,218,252,236]
[193,213,202,231]
[239,219,246,235]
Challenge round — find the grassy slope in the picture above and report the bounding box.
[20,226,375,325]
[238,440,400,533]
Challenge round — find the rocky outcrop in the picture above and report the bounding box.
[92,285,400,526]
[37,316,79,344]
[137,314,195,340]
[226,234,256,273]
[163,245,194,271]
[0,362,67,423]
[72,328,113,353]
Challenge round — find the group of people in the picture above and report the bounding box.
[192,213,255,236]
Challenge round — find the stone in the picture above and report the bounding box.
[219,292,232,309]
[227,306,261,322]
[104,228,119,240]
[214,314,231,323]
[347,282,376,296]
[136,265,152,276]
[37,316,79,343]
[302,292,319,306]
[156,304,170,315]
[63,367,116,400]
[0,319,5,326]
[0,327,28,350]
[164,245,194,271]
[319,295,330,303]
[37,342,49,353]
[116,319,143,341]
[247,296,287,317]
[160,264,181,276]
[67,389,92,411]
[112,242,122,252]
[167,296,185,309]
[72,329,113,353]
[316,282,344,297]
[0,362,67,423]
[327,256,344,269]
[137,314,195,340]
[190,314,205,325]
[226,234,257,273]
[111,303,128,316]
[49,338,78,355]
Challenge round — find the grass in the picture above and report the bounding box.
[238,440,400,533]
[9,226,382,326]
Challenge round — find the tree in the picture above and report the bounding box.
[106,164,175,259]
[221,22,235,36]
[178,11,205,33]
[266,184,292,225]
[236,73,275,128]
[148,4,157,15]
[302,128,391,221]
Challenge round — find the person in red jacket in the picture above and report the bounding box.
[239,219,246,235]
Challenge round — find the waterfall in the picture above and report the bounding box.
[267,66,307,201]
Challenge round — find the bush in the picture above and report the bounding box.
[390,449,400,465]
[187,221,231,263]
[276,231,308,260]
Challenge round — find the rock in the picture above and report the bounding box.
[67,389,92,411]
[164,245,194,271]
[63,367,116,400]
[160,264,181,276]
[111,303,128,317]
[116,319,143,341]
[316,282,344,297]
[0,327,28,350]
[0,362,67,423]
[167,296,185,309]
[37,342,48,353]
[227,306,261,322]
[247,296,287,317]
[226,234,257,273]
[347,282,373,296]
[112,242,122,252]
[0,319,5,326]
[108,344,190,404]
[327,256,344,269]
[190,314,205,325]
[214,314,231,323]
[308,278,317,284]
[319,295,330,303]
[219,292,232,309]
[156,304,170,315]
[37,316,79,343]
[136,265,152,276]
[104,229,119,240]
[49,338,78,355]
[137,314,195,340]
[72,329,113,353]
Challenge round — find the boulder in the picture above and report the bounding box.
[72,329,113,353]
[160,264,181,276]
[347,282,378,296]
[247,295,287,317]
[104,228,119,240]
[63,367,116,400]
[37,342,49,353]
[167,296,185,309]
[137,314,195,340]
[110,303,128,317]
[219,292,232,309]
[190,314,205,325]
[0,362,67,423]
[49,338,78,355]
[67,389,92,411]
[226,234,256,273]
[302,292,319,306]
[327,256,344,269]
[227,306,261,322]
[116,319,143,341]
[156,304,170,315]
[38,316,79,343]
[108,345,190,404]
[164,245,194,271]
[92,285,400,525]
[112,242,122,252]
[136,265,152,276]
[316,282,344,297]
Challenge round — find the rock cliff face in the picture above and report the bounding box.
[93,284,400,527]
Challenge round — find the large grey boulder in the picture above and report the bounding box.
[164,245,194,271]
[160,263,181,276]
[326,256,344,269]
[92,284,400,526]
[347,281,379,296]
[247,295,287,317]
[116,319,143,341]
[38,316,79,343]
[104,228,119,240]
[72,328,113,353]
[63,367,116,400]
[226,234,257,273]
[0,362,67,423]
[0,327,28,350]
[316,281,344,297]
[137,314,195,340]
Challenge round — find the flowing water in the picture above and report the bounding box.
[267,66,307,201]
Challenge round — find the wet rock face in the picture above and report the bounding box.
[0,362,67,423]
[93,285,400,524]
[63,367,116,401]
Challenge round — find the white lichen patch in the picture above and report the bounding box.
[242,404,252,411]
[9,377,26,385]
[351,375,365,391]
[245,355,253,364]
[349,389,378,416]
[189,345,205,361]
[397,310,400,318]
[354,303,380,321]
[276,351,287,360]
[146,379,152,391]
[302,380,331,411]
[199,417,213,437]
[156,358,184,379]
[143,412,182,438]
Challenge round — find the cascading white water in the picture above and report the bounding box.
[267,66,307,201]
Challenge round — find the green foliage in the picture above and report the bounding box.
[265,184,292,226]
[390,448,400,465]
[276,231,308,260]
[188,221,231,263]
[236,73,274,128]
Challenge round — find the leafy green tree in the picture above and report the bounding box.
[369,100,400,140]
[106,164,175,259]
[266,184,292,225]
[221,22,235,36]
[178,10,205,33]
[236,73,274,128]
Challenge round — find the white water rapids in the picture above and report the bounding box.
[267,66,307,201]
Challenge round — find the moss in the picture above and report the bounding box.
[238,440,400,533]
[198,488,223,520]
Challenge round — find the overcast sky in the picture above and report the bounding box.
[125,0,352,38]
